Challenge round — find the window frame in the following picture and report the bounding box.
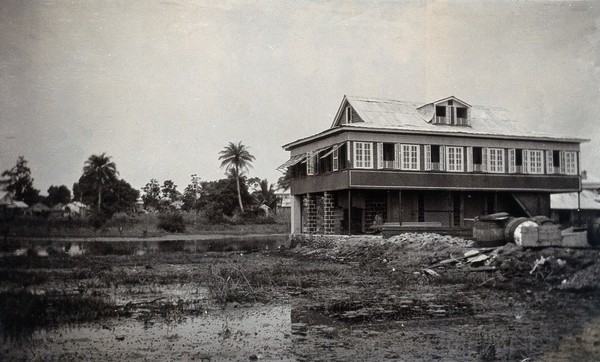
[564,151,577,175]
[445,146,464,172]
[400,144,420,171]
[353,142,373,169]
[526,149,544,174]
[487,148,505,173]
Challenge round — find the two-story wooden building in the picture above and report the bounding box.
[280,96,587,235]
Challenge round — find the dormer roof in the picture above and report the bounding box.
[418,95,471,109]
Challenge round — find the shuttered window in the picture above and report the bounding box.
[354,142,373,169]
[425,145,432,170]
[401,144,420,170]
[564,151,577,175]
[466,147,473,172]
[487,148,505,173]
[508,149,516,173]
[332,149,339,171]
[546,150,554,174]
[445,146,464,172]
[525,150,544,174]
[306,151,315,175]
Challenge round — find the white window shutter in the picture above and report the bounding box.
[560,151,566,174]
[394,143,400,169]
[400,144,405,170]
[347,141,352,162]
[377,143,383,169]
[523,150,530,174]
[546,150,553,174]
[307,151,314,175]
[466,147,473,172]
[482,148,488,173]
[508,149,516,173]
[333,149,339,171]
[425,145,432,170]
[440,146,446,171]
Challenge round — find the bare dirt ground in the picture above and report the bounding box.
[1,233,600,361]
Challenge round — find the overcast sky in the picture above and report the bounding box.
[1,1,599,195]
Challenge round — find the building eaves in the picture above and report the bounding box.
[282,124,587,150]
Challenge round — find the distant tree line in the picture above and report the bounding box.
[1,141,286,228]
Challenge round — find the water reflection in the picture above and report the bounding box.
[7,235,285,257]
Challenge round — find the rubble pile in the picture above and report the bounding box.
[289,233,600,291]
[558,263,600,291]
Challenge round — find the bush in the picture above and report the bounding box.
[88,209,111,229]
[157,212,186,233]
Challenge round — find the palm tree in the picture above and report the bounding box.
[83,153,118,210]
[256,179,277,210]
[218,141,255,213]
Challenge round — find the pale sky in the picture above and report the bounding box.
[1,1,599,195]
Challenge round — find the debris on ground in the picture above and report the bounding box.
[558,263,600,291]
[290,233,600,291]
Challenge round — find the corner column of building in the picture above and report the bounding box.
[302,194,318,234]
[323,191,337,235]
[291,195,302,234]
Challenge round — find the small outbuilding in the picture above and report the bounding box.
[551,171,600,226]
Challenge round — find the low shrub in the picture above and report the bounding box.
[89,209,111,229]
[157,212,186,233]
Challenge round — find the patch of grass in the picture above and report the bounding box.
[207,265,277,304]
[85,241,138,255]
[0,290,129,341]
[3,212,289,238]
[0,270,48,286]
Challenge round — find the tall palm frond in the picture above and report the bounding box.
[82,153,118,209]
[218,142,255,213]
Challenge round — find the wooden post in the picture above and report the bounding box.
[398,191,402,225]
[347,189,352,235]
[494,191,498,214]
[386,191,391,223]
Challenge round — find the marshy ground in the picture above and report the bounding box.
[1,234,600,361]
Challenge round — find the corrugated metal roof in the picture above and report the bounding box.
[7,201,28,209]
[0,191,13,205]
[283,95,588,150]
[276,153,306,170]
[344,96,579,140]
[551,190,600,210]
[582,173,600,190]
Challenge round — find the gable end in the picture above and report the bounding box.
[331,96,365,128]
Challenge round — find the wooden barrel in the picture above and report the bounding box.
[479,212,510,221]
[532,215,553,225]
[588,217,600,246]
[473,220,506,243]
[504,217,537,245]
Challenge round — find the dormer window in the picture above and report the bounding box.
[435,106,446,124]
[431,97,470,126]
[456,107,468,126]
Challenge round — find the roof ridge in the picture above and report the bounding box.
[345,95,423,105]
